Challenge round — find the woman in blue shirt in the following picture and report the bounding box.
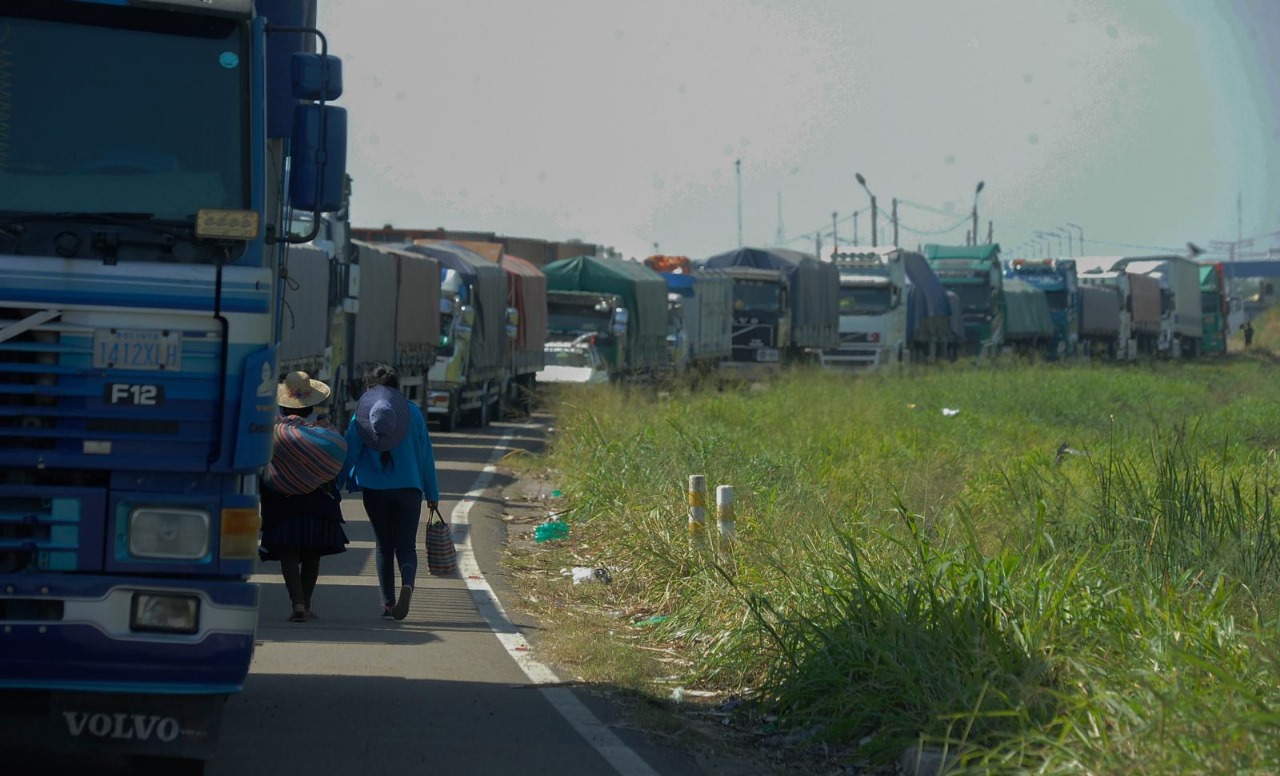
[338,364,440,620]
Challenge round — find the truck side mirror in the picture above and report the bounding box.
[610,307,629,338]
[292,52,344,101]
[290,103,348,213]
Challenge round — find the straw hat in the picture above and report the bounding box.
[355,385,410,452]
[277,371,331,409]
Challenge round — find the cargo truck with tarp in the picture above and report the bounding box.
[346,240,441,416]
[656,269,733,380]
[702,247,839,375]
[1006,258,1080,358]
[1077,256,1161,360]
[923,243,1007,357]
[1115,255,1203,359]
[902,251,959,361]
[496,251,547,414]
[440,240,547,415]
[1001,277,1055,354]
[277,177,367,424]
[1199,262,1229,355]
[543,255,669,381]
[406,241,509,430]
[1076,283,1123,359]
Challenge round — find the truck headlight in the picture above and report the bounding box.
[129,508,210,560]
[131,593,199,634]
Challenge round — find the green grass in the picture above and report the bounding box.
[520,356,1280,773]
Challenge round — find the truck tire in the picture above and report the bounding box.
[476,383,491,427]
[440,394,460,433]
[487,392,500,425]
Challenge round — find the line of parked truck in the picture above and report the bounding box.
[279,185,1237,431]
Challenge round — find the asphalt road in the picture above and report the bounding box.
[201,416,706,776]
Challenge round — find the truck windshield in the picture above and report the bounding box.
[952,284,992,312]
[733,281,781,312]
[1044,289,1068,310]
[838,286,891,315]
[0,6,248,221]
[545,349,592,368]
[547,302,611,334]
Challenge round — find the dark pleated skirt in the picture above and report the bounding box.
[259,483,349,561]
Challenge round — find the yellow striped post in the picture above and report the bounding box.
[716,485,735,554]
[687,475,706,547]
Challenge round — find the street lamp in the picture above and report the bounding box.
[971,181,985,246]
[1057,227,1073,257]
[855,172,877,247]
[1066,222,1084,255]
[1035,230,1060,256]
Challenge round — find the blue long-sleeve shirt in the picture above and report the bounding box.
[337,401,440,501]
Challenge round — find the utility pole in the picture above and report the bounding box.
[735,159,743,248]
[1068,223,1084,256]
[870,195,878,247]
[971,181,985,246]
[775,192,785,245]
[853,210,859,246]
[987,220,993,245]
[1234,190,1242,291]
[892,198,899,247]
[831,212,838,258]
[855,173,877,248]
[815,234,822,261]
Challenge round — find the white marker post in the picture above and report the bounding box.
[716,485,735,556]
[688,475,706,548]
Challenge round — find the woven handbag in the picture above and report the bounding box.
[425,506,458,576]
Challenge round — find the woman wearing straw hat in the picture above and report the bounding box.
[338,364,440,621]
[260,371,350,623]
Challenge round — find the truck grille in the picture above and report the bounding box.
[0,490,102,574]
[0,307,222,472]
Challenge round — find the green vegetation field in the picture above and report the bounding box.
[512,352,1280,774]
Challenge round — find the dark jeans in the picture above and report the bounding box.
[361,487,423,607]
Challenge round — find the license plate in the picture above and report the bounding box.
[93,329,182,371]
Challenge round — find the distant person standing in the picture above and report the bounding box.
[1244,320,1255,348]
[338,364,440,621]
[259,371,349,623]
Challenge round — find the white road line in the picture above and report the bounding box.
[452,426,661,776]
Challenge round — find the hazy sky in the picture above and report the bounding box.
[316,0,1278,262]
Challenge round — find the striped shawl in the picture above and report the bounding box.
[263,415,348,495]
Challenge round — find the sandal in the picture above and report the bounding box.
[288,604,307,623]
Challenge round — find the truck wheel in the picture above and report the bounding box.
[520,378,536,415]
[486,392,500,426]
[440,395,460,432]
[478,384,492,427]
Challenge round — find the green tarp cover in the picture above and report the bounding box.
[542,255,669,373]
[1003,277,1054,340]
[923,243,1001,261]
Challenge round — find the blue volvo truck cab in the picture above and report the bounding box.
[0,0,346,769]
